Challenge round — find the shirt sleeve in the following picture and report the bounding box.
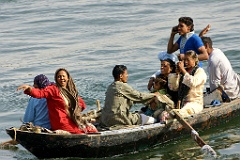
[194,35,204,50]
[78,96,86,111]
[176,36,182,48]
[150,70,161,78]
[120,83,155,103]
[23,97,36,123]
[26,85,56,99]
[209,58,222,90]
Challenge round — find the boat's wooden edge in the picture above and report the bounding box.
[6,98,240,137]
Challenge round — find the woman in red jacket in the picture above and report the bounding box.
[17,68,98,134]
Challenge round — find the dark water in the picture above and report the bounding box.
[1,0,240,159]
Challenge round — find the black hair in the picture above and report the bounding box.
[112,65,127,80]
[155,75,167,88]
[54,68,78,98]
[178,17,194,32]
[162,58,176,73]
[201,36,213,48]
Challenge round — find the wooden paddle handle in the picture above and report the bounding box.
[96,100,101,111]
[171,110,216,157]
[173,110,206,147]
[177,100,181,109]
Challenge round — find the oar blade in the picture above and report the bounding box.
[201,144,217,158]
[172,109,217,158]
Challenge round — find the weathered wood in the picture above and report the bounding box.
[6,98,240,159]
[172,109,217,157]
[173,110,206,147]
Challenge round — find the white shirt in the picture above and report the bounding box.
[207,48,240,99]
[183,67,207,105]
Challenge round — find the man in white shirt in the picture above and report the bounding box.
[201,36,240,100]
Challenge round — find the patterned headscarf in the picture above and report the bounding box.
[34,74,52,89]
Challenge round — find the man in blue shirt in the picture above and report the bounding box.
[167,17,208,67]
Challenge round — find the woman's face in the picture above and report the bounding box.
[160,61,172,76]
[56,70,69,88]
[178,22,191,35]
[120,69,128,83]
[184,55,196,69]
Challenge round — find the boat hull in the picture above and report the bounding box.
[6,99,240,159]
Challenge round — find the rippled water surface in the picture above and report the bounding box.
[1,0,240,159]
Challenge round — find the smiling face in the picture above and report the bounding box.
[56,70,69,88]
[178,22,191,35]
[177,17,194,35]
[160,61,172,76]
[184,54,196,69]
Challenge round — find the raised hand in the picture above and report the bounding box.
[199,24,211,37]
[17,84,32,92]
[171,25,179,34]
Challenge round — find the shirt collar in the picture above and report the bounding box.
[183,31,194,39]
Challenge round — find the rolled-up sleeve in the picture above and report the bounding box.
[182,68,207,87]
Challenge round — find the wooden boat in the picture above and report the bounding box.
[6,98,240,159]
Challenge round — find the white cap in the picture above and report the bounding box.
[158,51,178,62]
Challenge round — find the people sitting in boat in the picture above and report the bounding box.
[17,68,98,134]
[176,50,207,117]
[148,58,178,106]
[23,74,52,129]
[148,23,210,93]
[167,17,208,66]
[147,51,178,91]
[199,27,240,100]
[99,65,159,129]
[143,76,174,122]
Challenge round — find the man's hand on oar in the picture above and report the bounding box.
[171,109,217,158]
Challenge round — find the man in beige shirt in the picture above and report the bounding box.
[100,65,159,128]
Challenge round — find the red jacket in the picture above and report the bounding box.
[78,96,86,111]
[25,84,93,134]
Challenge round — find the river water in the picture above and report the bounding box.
[1,0,240,159]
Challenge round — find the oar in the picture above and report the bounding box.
[0,128,18,147]
[0,139,18,146]
[172,109,217,158]
[96,99,101,111]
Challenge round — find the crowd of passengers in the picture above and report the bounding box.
[17,17,240,134]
